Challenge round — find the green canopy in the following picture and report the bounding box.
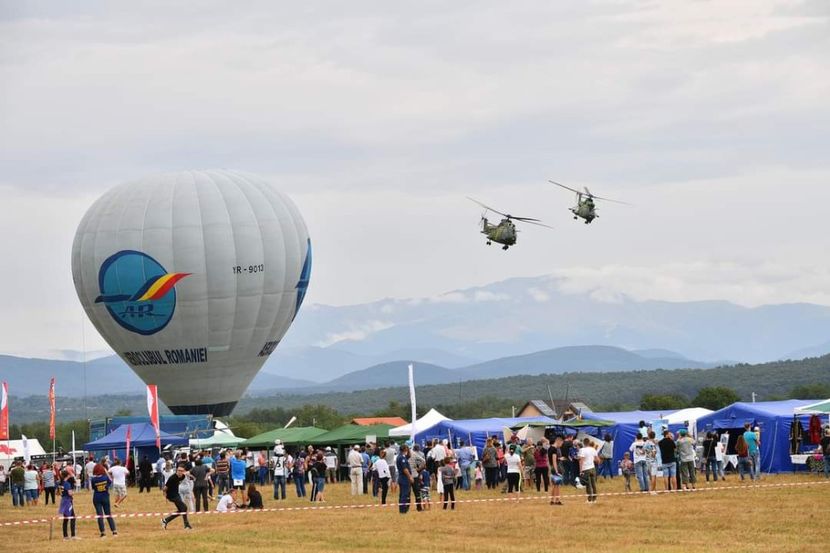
[313,423,395,446]
[511,419,615,430]
[240,426,328,449]
[190,431,244,449]
[795,399,830,414]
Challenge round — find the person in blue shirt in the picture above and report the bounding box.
[396,444,413,514]
[419,468,431,510]
[742,423,761,480]
[456,441,475,491]
[230,452,248,503]
[90,464,117,537]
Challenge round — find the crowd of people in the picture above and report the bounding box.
[1,422,828,536]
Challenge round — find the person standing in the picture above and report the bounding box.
[23,464,40,506]
[155,455,166,490]
[702,432,719,483]
[644,431,659,493]
[629,434,649,492]
[215,452,230,496]
[409,444,426,512]
[505,444,523,498]
[578,438,599,503]
[821,428,830,479]
[482,438,499,490]
[548,435,564,506]
[560,436,573,486]
[323,446,339,483]
[374,452,390,505]
[138,456,153,493]
[456,440,474,491]
[190,458,213,512]
[521,439,536,491]
[735,432,753,481]
[84,456,96,491]
[58,469,78,540]
[676,429,697,490]
[657,430,677,491]
[439,459,456,510]
[9,460,25,507]
[230,451,248,503]
[161,465,193,530]
[743,423,761,480]
[396,444,413,514]
[108,459,130,507]
[41,462,57,506]
[533,441,550,492]
[272,441,288,500]
[311,453,327,502]
[91,464,118,537]
[384,442,398,493]
[0,464,6,497]
[597,433,615,479]
[347,445,363,496]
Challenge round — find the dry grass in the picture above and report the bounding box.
[2,474,828,553]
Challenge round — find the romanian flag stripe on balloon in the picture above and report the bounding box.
[130,273,191,302]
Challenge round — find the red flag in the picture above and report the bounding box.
[0,381,8,440]
[125,424,132,463]
[147,384,160,449]
[49,378,56,440]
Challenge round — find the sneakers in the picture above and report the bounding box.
[184,525,193,531]
[161,518,168,530]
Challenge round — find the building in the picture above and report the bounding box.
[516,400,592,420]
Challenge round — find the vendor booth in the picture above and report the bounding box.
[0,438,47,464]
[580,410,687,467]
[414,416,556,452]
[240,426,328,449]
[84,423,188,463]
[696,399,822,473]
[190,420,243,449]
[389,408,450,437]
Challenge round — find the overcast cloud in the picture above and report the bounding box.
[1,1,828,356]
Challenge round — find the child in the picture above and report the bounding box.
[474,461,483,490]
[619,452,634,492]
[439,459,456,510]
[178,469,195,512]
[419,468,431,510]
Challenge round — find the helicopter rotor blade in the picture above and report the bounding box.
[548,180,581,195]
[517,219,555,230]
[510,215,543,222]
[586,193,631,205]
[466,197,509,219]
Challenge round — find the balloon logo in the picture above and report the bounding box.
[72,170,311,416]
[94,250,191,335]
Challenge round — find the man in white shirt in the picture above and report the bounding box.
[109,459,131,507]
[84,457,96,490]
[578,438,599,503]
[215,488,238,512]
[373,456,391,504]
[347,445,364,495]
[505,444,523,498]
[323,446,339,483]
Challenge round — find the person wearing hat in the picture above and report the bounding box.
[347,444,364,496]
[323,446,339,483]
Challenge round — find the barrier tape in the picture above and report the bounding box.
[2,479,828,528]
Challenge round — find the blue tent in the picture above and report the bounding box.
[84,423,188,463]
[582,410,685,467]
[696,400,820,473]
[416,416,556,453]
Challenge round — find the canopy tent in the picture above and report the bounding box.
[0,438,47,464]
[581,410,685,467]
[795,399,830,414]
[190,421,243,449]
[389,408,450,437]
[664,407,713,426]
[415,416,556,452]
[84,423,188,463]
[696,400,822,473]
[313,424,395,446]
[240,426,328,449]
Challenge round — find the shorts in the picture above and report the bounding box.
[648,462,658,476]
[25,489,38,500]
[420,488,430,501]
[389,466,397,480]
[113,484,128,498]
[550,473,563,485]
[661,463,676,478]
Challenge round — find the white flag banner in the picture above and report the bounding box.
[22,434,30,464]
[408,363,417,440]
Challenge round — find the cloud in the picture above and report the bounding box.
[314,320,394,348]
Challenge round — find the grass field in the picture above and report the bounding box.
[2,474,828,553]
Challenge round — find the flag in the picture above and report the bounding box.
[408,363,417,440]
[71,430,76,461]
[125,424,132,463]
[147,384,161,449]
[49,377,56,440]
[22,434,30,464]
[0,381,8,440]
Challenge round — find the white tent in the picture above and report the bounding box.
[189,420,242,449]
[664,407,713,426]
[389,408,450,437]
[0,438,47,465]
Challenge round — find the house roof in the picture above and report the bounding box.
[520,400,557,417]
[351,417,408,427]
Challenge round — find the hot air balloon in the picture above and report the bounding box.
[71,170,311,416]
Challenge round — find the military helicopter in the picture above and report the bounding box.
[549,180,629,224]
[467,197,552,250]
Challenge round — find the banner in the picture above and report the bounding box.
[22,434,30,464]
[408,363,417,440]
[49,377,56,440]
[147,384,161,449]
[0,381,8,440]
[125,424,132,463]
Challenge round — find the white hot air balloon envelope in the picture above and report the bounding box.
[71,170,311,416]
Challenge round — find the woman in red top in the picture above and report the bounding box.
[533,440,550,492]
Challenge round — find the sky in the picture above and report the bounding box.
[1,1,829,357]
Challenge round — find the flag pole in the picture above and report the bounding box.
[407,364,417,444]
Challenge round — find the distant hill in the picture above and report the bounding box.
[9,353,830,423]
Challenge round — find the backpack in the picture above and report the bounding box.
[735,434,748,457]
